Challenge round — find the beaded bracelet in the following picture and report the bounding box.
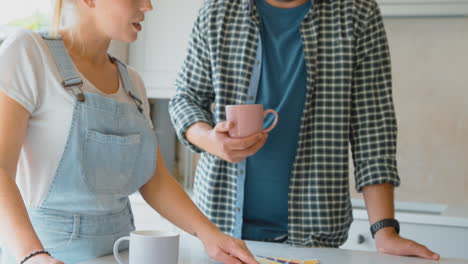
[20,250,51,264]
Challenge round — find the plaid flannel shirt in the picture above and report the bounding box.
[169,0,400,247]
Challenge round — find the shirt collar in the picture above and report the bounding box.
[246,0,322,12]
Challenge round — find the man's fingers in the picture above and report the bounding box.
[411,242,440,260]
[226,133,266,150]
[225,134,267,162]
[217,132,267,162]
[245,134,268,155]
[380,239,440,261]
[214,121,233,133]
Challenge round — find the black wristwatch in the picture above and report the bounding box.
[370,218,400,239]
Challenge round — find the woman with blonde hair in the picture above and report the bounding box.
[0,0,258,263]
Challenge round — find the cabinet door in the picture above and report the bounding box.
[129,0,204,98]
[399,222,468,260]
[340,219,375,252]
[341,219,468,260]
[376,0,468,17]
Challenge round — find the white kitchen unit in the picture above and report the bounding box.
[341,199,468,260]
[128,0,205,183]
[129,0,204,100]
[377,0,468,17]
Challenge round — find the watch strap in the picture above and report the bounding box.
[370,218,400,239]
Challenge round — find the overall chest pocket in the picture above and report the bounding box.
[83,130,142,195]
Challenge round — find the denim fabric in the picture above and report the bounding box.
[1,206,135,264]
[37,91,157,214]
[1,61,157,263]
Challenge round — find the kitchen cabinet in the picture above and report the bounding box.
[129,0,204,100]
[341,199,468,260]
[377,0,468,17]
[128,0,205,181]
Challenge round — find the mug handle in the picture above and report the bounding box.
[113,236,130,264]
[263,109,279,133]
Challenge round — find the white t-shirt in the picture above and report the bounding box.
[0,29,152,208]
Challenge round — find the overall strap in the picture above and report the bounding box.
[40,32,85,101]
[113,57,144,113]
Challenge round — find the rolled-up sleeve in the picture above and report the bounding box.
[350,2,400,192]
[169,5,215,153]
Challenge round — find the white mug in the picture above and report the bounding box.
[113,230,179,264]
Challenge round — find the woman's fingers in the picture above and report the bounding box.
[227,239,259,264]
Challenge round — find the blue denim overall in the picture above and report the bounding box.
[1,34,157,264]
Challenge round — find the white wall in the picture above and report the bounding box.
[129,0,204,95]
[351,18,468,205]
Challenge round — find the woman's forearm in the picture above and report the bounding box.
[139,148,218,239]
[141,173,218,238]
[0,170,44,262]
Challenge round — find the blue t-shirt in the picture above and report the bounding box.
[242,0,311,240]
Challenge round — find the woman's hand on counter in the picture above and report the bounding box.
[198,229,259,264]
[375,227,440,260]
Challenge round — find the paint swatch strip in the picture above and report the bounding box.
[255,255,319,264]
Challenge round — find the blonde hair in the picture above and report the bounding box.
[50,0,63,37]
[50,0,78,38]
[48,0,85,54]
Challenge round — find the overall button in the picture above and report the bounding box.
[77,93,85,102]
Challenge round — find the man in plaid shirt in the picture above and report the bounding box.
[169,0,439,260]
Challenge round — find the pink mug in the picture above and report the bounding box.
[225,104,279,138]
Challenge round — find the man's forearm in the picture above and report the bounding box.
[185,122,213,150]
[362,183,396,237]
